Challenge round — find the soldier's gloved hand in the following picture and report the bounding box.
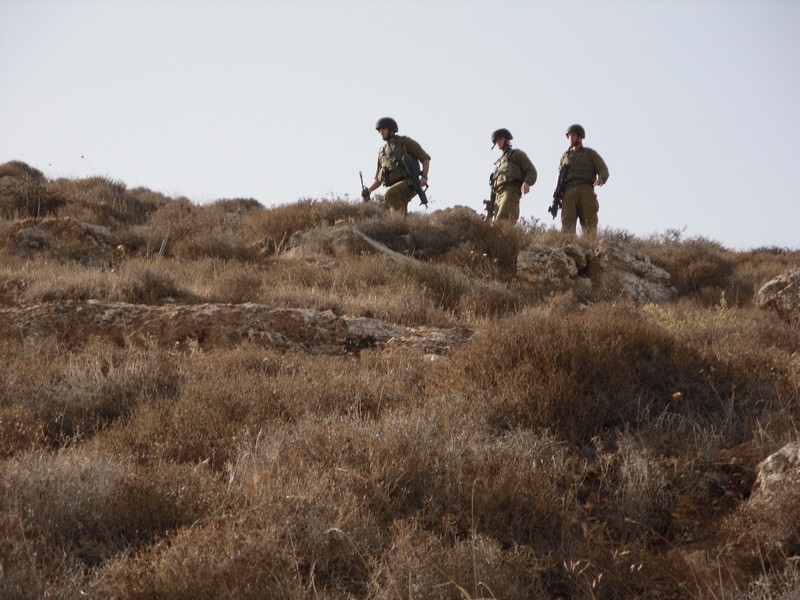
[361,188,370,202]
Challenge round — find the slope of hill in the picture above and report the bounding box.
[1,162,799,599]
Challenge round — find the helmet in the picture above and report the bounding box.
[491,128,513,143]
[566,124,586,139]
[375,117,398,133]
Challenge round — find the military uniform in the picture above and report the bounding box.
[559,146,609,235]
[374,135,430,214]
[491,148,537,221]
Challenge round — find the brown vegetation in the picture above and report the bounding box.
[1,161,799,599]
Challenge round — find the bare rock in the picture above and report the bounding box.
[743,442,800,555]
[0,300,471,355]
[284,224,411,262]
[516,238,674,304]
[10,217,118,264]
[516,245,580,291]
[587,238,677,304]
[756,268,800,324]
[749,442,800,505]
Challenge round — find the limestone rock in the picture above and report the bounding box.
[756,268,800,324]
[744,442,800,554]
[587,238,677,304]
[749,441,800,505]
[10,217,118,264]
[516,245,580,291]
[0,300,471,356]
[516,238,674,304]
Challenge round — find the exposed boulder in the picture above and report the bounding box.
[756,268,800,324]
[749,442,800,505]
[284,224,411,261]
[743,442,800,555]
[516,245,583,292]
[9,217,118,264]
[587,238,677,304]
[0,300,471,356]
[517,238,675,304]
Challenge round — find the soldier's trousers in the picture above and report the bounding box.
[385,180,416,214]
[495,185,522,222]
[561,184,599,235]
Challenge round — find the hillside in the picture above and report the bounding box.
[1,161,799,599]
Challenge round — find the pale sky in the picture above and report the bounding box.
[2,0,798,250]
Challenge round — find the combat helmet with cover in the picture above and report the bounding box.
[566,124,586,139]
[491,128,513,148]
[375,117,399,133]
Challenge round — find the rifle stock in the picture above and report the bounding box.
[401,155,428,207]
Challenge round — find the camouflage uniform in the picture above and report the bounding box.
[375,136,431,214]
[491,148,537,222]
[559,147,609,235]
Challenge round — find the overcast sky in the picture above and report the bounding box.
[2,0,798,250]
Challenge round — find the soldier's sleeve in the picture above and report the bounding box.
[512,150,537,185]
[404,137,431,162]
[591,149,609,183]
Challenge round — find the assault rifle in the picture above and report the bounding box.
[401,155,428,207]
[483,173,496,221]
[549,156,573,219]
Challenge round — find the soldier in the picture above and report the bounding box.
[558,124,609,236]
[361,117,430,214]
[490,128,537,222]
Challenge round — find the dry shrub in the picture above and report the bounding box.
[109,259,195,304]
[242,198,384,252]
[211,416,574,597]
[48,176,161,227]
[238,416,572,549]
[399,260,470,313]
[146,199,259,260]
[184,257,266,304]
[244,255,460,327]
[591,431,673,542]
[638,235,737,305]
[1,338,180,447]
[643,303,800,440]
[0,181,65,219]
[373,520,548,599]
[0,403,44,458]
[732,246,800,306]
[458,280,532,321]
[436,304,789,445]
[89,519,305,599]
[743,563,800,600]
[0,450,213,581]
[17,265,112,303]
[0,160,64,219]
[102,345,431,469]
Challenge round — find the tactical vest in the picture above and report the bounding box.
[562,148,597,184]
[492,149,523,190]
[378,136,411,185]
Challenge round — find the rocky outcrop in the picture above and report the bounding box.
[588,238,676,304]
[756,268,800,324]
[9,217,118,264]
[516,238,676,304]
[743,442,800,555]
[0,300,470,355]
[749,442,800,506]
[284,225,411,262]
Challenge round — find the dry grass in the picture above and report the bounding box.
[1,167,800,598]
